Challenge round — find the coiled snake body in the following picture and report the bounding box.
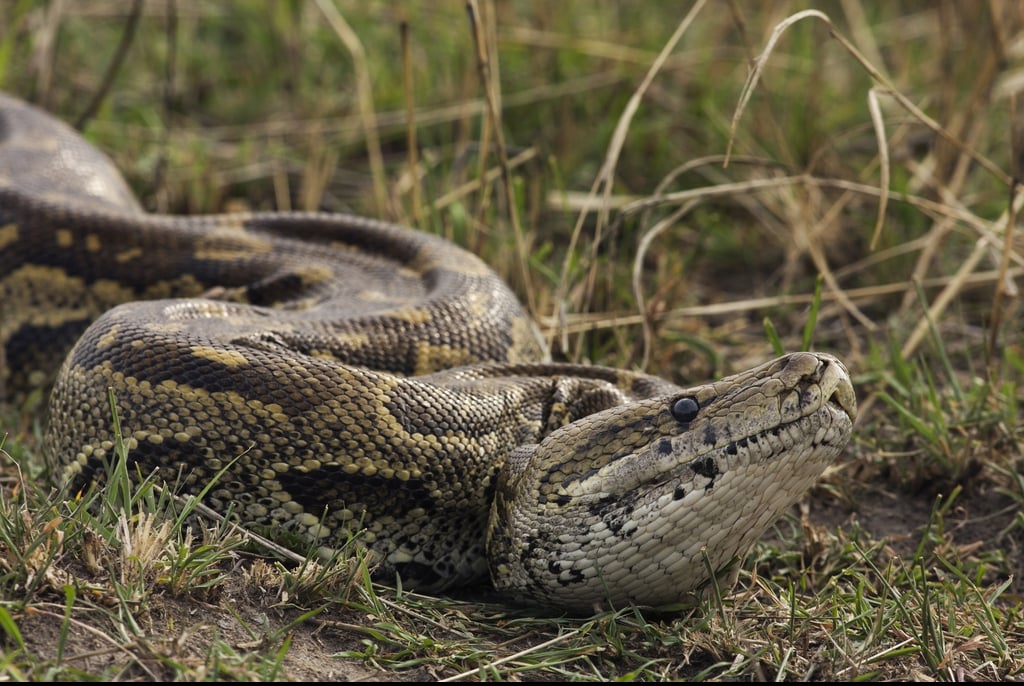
[0,93,856,612]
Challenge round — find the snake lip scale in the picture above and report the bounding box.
[0,92,857,613]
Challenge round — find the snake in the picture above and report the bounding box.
[0,92,856,612]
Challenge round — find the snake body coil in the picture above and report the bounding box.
[0,93,856,612]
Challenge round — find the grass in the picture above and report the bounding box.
[2,0,1024,680]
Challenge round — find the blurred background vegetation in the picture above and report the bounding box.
[3,1,973,375]
[2,0,1024,680]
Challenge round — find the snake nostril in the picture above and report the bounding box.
[821,364,857,420]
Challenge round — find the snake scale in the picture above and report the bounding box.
[0,92,856,612]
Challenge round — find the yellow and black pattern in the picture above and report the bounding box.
[0,93,857,611]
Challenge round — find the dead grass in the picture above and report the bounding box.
[2,0,1024,680]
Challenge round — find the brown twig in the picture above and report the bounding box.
[315,0,388,218]
[465,0,536,314]
[74,0,144,131]
[401,21,424,229]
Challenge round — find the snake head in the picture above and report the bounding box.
[486,351,856,613]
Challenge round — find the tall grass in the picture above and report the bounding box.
[1,0,1023,680]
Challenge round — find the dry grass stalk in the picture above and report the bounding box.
[553,0,709,357]
[467,0,539,314]
[400,21,425,229]
[314,0,388,217]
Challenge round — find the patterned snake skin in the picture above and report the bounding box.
[0,93,856,612]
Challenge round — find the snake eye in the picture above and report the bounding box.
[670,396,699,423]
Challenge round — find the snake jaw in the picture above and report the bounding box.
[487,352,856,612]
